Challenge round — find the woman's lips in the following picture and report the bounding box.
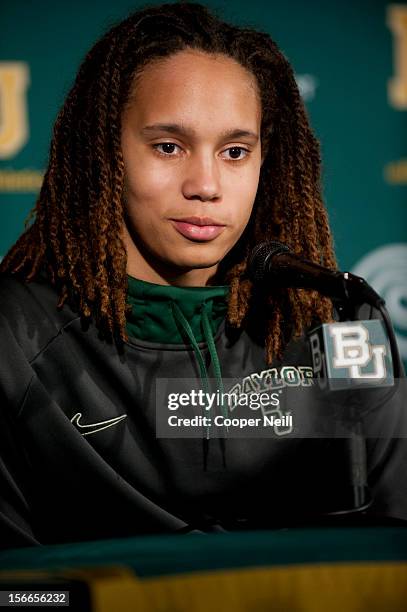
[170,219,226,241]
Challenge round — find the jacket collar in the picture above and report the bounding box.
[126,276,229,345]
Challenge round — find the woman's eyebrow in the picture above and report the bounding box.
[140,123,259,142]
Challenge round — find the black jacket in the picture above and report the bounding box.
[0,272,406,550]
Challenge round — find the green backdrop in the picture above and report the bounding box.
[0,0,406,365]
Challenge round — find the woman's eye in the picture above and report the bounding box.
[222,147,250,161]
[153,143,181,156]
[152,143,250,160]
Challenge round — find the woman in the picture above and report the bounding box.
[0,2,405,550]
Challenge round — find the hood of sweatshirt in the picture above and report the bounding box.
[125,275,230,470]
[126,276,229,344]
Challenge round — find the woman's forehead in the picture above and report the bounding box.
[125,49,261,132]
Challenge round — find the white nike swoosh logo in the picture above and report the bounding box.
[70,412,127,436]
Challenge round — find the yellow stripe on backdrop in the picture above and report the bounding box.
[63,562,407,612]
[2,562,407,611]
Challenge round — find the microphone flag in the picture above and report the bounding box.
[309,320,394,391]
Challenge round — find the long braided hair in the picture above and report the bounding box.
[0,2,336,364]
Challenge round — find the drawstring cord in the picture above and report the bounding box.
[170,301,228,470]
[201,303,229,427]
[202,303,228,469]
[170,301,211,439]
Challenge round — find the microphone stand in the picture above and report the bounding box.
[249,242,404,525]
[323,272,401,519]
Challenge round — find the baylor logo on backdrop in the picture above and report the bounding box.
[0,62,30,158]
[329,324,386,379]
[387,5,407,109]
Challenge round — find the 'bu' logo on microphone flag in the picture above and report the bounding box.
[309,321,394,390]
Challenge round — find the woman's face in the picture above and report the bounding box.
[120,49,262,286]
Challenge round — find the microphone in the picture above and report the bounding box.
[248,240,400,516]
[248,240,400,381]
[248,240,384,308]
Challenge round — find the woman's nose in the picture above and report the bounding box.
[181,154,222,202]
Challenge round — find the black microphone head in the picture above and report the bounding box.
[248,241,291,283]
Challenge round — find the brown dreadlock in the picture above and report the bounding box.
[0,2,336,364]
